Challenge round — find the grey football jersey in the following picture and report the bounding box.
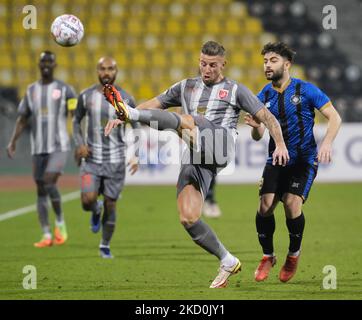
[157,77,264,130]
[73,84,137,164]
[18,79,76,155]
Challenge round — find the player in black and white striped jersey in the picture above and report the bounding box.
[73,56,139,259]
[7,51,76,247]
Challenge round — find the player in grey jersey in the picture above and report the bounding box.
[6,51,76,248]
[104,41,289,287]
[73,57,139,259]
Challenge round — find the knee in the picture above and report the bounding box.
[36,181,47,197]
[44,173,59,186]
[81,193,97,211]
[283,196,302,218]
[178,203,200,226]
[180,114,196,130]
[104,198,116,213]
[259,197,275,216]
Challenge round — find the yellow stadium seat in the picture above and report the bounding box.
[170,52,187,67]
[0,53,12,69]
[130,52,147,68]
[145,20,163,35]
[73,52,91,69]
[126,20,144,35]
[204,18,223,35]
[229,52,248,67]
[245,17,263,35]
[15,53,33,69]
[107,19,122,33]
[55,53,71,68]
[87,21,103,35]
[185,19,201,35]
[151,52,167,68]
[225,20,241,35]
[165,19,182,35]
[137,83,155,100]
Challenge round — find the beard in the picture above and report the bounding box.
[99,75,115,85]
[265,67,283,82]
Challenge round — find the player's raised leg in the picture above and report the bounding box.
[103,84,200,149]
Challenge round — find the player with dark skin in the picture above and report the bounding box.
[7,52,61,200]
[7,51,76,247]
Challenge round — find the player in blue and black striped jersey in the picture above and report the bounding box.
[245,42,341,283]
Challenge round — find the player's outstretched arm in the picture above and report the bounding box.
[136,97,162,110]
[244,113,266,141]
[254,107,290,166]
[317,104,342,163]
[6,115,27,159]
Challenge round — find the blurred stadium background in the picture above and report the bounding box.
[0,0,361,300]
[1,0,361,175]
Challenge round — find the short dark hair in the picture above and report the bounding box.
[201,41,226,57]
[40,50,56,61]
[261,42,296,62]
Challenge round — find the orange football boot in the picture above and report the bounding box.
[254,255,276,281]
[279,255,300,282]
[103,84,129,121]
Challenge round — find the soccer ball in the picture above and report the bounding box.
[50,14,84,47]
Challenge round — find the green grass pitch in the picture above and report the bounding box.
[0,183,361,300]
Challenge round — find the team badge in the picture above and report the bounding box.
[290,94,301,105]
[52,89,62,100]
[218,89,229,99]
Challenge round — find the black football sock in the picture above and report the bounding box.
[286,212,305,254]
[256,212,275,255]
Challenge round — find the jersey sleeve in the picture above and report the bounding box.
[66,85,77,112]
[236,83,265,115]
[72,92,86,146]
[157,81,182,109]
[305,82,331,111]
[17,90,31,118]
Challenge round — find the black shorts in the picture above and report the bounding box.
[259,163,318,202]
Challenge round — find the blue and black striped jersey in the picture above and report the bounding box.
[257,78,331,166]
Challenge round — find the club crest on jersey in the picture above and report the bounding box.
[290,94,301,105]
[218,89,229,99]
[52,89,61,100]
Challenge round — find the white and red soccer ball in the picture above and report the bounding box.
[50,14,84,47]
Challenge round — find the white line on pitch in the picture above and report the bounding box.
[0,191,80,222]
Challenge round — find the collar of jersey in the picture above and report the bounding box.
[271,77,292,93]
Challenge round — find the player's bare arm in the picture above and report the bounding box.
[254,107,290,166]
[105,97,162,136]
[317,104,342,163]
[6,115,28,159]
[244,112,266,141]
[136,97,162,110]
